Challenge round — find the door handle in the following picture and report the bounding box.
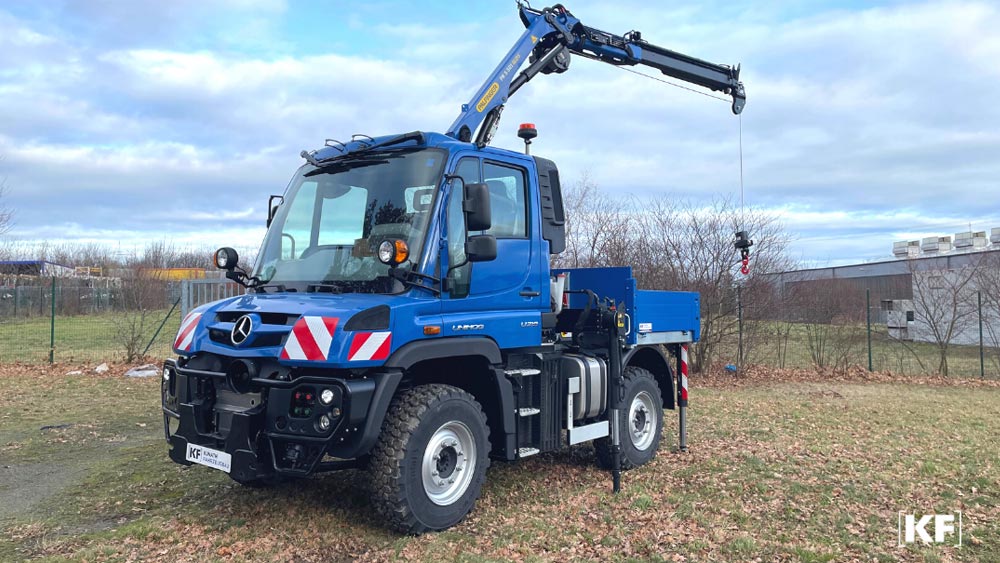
[519,289,541,297]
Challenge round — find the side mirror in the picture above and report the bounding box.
[463,182,492,232]
[465,235,497,262]
[267,195,284,227]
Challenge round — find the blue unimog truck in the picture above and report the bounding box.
[161,3,746,533]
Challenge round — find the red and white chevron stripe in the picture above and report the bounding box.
[281,316,339,361]
[348,331,392,362]
[679,344,689,403]
[173,312,202,352]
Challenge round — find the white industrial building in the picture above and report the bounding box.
[769,228,1000,347]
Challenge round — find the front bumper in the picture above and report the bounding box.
[161,357,378,480]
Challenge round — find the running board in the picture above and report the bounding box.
[568,421,609,445]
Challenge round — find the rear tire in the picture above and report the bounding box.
[369,384,491,534]
[595,366,663,470]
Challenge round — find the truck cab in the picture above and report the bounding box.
[163,131,698,532]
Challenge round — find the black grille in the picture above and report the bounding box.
[215,311,295,325]
[209,328,287,348]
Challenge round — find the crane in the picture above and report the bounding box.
[447,2,746,147]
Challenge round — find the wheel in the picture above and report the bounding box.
[595,366,663,470]
[369,384,491,534]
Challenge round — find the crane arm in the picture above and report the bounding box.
[446,3,746,147]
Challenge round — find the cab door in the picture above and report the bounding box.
[439,155,543,348]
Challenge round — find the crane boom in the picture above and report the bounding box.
[447,3,746,147]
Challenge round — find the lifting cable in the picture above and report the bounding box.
[613,65,753,275]
[738,112,750,276]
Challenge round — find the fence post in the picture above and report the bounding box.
[180,279,190,319]
[980,291,985,379]
[12,279,17,318]
[143,297,180,357]
[866,289,872,372]
[49,277,56,364]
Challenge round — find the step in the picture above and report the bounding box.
[517,447,540,458]
[517,407,540,417]
[504,368,541,377]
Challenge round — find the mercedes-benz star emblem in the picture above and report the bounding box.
[231,315,254,346]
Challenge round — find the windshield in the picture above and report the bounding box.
[252,148,445,293]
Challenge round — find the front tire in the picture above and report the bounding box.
[369,384,491,534]
[595,366,663,470]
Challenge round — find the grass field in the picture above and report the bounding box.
[733,320,1000,379]
[1,364,997,562]
[0,310,181,364]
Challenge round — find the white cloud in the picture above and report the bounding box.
[0,0,998,266]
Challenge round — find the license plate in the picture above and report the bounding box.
[185,444,232,474]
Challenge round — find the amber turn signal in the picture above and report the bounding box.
[377,239,410,266]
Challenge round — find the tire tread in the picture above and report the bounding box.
[369,384,490,534]
[594,366,662,470]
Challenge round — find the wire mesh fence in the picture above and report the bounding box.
[721,280,1000,379]
[3,273,997,378]
[0,276,185,364]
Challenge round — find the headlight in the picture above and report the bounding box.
[162,368,171,381]
[214,247,239,270]
[377,239,409,266]
[318,415,332,431]
[377,240,395,264]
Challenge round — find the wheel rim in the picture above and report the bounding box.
[422,420,477,506]
[628,390,657,451]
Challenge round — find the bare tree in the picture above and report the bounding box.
[112,257,169,363]
[556,175,792,373]
[794,279,866,372]
[975,252,1000,375]
[908,256,982,376]
[553,173,639,270]
[637,196,792,372]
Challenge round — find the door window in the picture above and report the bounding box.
[445,158,481,298]
[483,161,527,238]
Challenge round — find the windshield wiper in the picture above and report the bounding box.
[307,281,351,294]
[252,284,289,293]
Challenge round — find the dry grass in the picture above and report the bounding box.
[0,363,998,562]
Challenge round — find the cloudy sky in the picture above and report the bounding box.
[1,0,998,267]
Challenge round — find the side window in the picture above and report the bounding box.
[483,161,527,238]
[281,181,317,259]
[446,158,480,298]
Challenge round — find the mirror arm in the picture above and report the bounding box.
[225,267,258,289]
[389,268,441,296]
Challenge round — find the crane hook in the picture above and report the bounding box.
[734,230,753,276]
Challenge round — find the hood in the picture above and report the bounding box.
[171,292,433,367]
